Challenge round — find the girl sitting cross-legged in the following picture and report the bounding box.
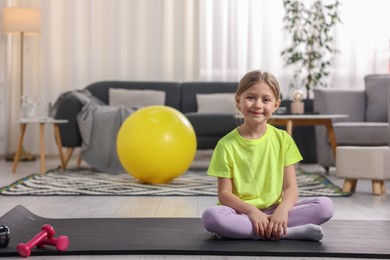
[201,70,334,241]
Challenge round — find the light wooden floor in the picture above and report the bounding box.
[1,150,389,260]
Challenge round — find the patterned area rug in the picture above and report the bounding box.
[0,168,351,197]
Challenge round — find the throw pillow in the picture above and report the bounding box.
[109,89,166,108]
[196,93,237,114]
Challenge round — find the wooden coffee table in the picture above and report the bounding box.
[269,114,348,158]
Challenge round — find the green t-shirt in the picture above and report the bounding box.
[208,124,303,209]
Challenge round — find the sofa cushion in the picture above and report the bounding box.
[365,75,389,122]
[85,81,181,109]
[196,93,237,114]
[334,122,389,146]
[109,89,165,108]
[185,113,239,136]
[180,82,238,113]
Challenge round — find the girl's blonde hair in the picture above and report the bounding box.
[236,70,281,100]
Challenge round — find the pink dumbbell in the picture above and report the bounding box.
[17,224,55,257]
[38,235,69,251]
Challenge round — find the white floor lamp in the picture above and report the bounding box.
[2,7,41,161]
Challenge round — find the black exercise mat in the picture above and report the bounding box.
[0,205,389,258]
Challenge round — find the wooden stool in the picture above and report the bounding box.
[336,146,390,195]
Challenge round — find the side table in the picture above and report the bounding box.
[235,114,348,160]
[269,114,348,159]
[269,114,348,158]
[12,118,69,174]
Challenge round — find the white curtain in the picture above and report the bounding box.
[332,0,390,89]
[199,0,285,82]
[2,0,390,155]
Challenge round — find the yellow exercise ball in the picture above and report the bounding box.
[117,105,197,184]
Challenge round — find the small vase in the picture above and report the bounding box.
[19,96,37,120]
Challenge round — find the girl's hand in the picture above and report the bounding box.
[247,209,270,240]
[265,164,299,240]
[266,206,288,240]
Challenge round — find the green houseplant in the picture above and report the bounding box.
[281,0,341,99]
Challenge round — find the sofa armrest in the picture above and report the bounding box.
[314,88,365,122]
[53,95,83,148]
[364,74,390,122]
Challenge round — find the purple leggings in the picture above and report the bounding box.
[201,196,334,239]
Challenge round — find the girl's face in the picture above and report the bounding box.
[235,82,280,126]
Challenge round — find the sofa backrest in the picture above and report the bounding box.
[85,81,182,110]
[180,82,238,113]
[314,88,366,122]
[364,74,390,122]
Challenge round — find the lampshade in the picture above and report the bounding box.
[289,88,306,102]
[2,7,41,35]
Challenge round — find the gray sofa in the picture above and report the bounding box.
[54,81,239,154]
[54,80,319,165]
[314,74,390,170]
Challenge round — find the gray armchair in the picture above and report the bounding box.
[314,74,390,170]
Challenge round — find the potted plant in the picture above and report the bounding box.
[280,0,341,163]
[281,0,341,102]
